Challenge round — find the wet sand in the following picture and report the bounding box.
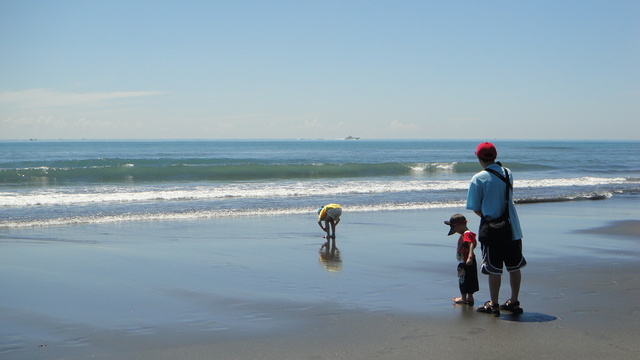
[1,199,639,359]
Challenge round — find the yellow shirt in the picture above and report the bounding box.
[318,204,341,219]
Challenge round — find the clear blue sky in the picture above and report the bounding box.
[1,0,638,140]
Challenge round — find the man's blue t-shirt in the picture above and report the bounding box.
[466,163,523,240]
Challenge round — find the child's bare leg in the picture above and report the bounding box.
[329,220,336,239]
[324,220,331,238]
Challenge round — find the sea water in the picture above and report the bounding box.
[0,139,638,228]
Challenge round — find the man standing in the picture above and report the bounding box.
[466,142,526,316]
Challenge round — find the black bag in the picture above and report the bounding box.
[478,166,513,246]
[479,212,512,246]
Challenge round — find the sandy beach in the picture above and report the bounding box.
[1,197,639,360]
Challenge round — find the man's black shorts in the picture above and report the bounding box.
[481,240,527,275]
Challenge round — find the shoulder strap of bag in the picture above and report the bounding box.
[483,167,512,190]
[483,166,512,221]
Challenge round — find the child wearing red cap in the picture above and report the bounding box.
[445,214,479,305]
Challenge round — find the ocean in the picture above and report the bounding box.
[1,139,639,228]
[2,140,640,360]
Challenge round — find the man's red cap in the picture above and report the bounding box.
[475,142,497,161]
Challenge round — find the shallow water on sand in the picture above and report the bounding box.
[1,197,639,358]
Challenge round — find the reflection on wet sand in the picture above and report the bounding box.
[319,241,341,272]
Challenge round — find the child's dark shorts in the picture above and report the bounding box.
[481,239,527,275]
[457,258,479,294]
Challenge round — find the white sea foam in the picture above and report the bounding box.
[408,162,456,173]
[0,177,634,207]
[0,201,467,228]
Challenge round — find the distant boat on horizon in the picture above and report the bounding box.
[344,135,360,140]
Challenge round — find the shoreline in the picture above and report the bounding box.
[1,199,639,359]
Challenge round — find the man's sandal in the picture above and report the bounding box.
[476,301,500,316]
[499,299,524,314]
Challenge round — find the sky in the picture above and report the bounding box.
[1,0,638,140]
